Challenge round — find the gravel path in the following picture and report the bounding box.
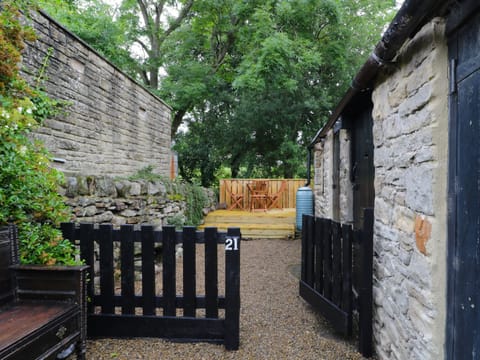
[84,238,365,360]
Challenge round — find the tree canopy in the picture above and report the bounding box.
[38,0,395,186]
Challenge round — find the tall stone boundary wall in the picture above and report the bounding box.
[62,175,216,228]
[21,11,172,177]
[371,19,448,360]
[313,19,449,360]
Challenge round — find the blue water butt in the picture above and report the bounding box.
[296,186,313,230]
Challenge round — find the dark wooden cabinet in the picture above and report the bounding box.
[0,226,88,360]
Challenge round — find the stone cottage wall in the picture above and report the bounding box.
[313,139,332,219]
[21,11,172,177]
[313,19,449,360]
[313,129,352,223]
[371,19,449,360]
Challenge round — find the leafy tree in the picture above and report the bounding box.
[166,0,395,182]
[117,0,195,89]
[36,0,395,185]
[38,0,137,75]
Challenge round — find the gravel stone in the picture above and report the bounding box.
[81,238,366,359]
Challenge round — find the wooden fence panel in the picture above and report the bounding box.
[219,179,306,209]
[62,223,241,350]
[299,209,373,357]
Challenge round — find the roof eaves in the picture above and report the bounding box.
[308,0,450,148]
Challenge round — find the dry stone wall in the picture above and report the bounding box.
[21,11,172,177]
[62,175,216,228]
[61,175,216,285]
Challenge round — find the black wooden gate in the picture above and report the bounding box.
[61,223,241,350]
[299,208,373,357]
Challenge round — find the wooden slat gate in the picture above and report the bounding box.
[299,208,373,357]
[61,224,241,350]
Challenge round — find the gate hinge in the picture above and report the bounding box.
[449,58,457,95]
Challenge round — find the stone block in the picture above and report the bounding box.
[405,165,434,215]
[65,176,78,198]
[408,297,434,342]
[93,211,113,223]
[83,205,98,217]
[129,182,142,196]
[398,82,433,117]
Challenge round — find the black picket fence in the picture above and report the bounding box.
[61,223,241,350]
[299,208,373,357]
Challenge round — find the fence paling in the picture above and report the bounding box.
[99,224,114,315]
[183,227,196,318]
[120,225,134,315]
[162,226,175,317]
[61,223,241,349]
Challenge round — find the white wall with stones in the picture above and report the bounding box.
[314,129,352,223]
[313,18,449,360]
[21,11,172,177]
[314,138,332,219]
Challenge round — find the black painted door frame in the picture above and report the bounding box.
[343,98,375,231]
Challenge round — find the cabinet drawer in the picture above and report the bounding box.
[2,308,80,360]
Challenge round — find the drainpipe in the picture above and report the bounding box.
[305,147,312,187]
[308,0,450,147]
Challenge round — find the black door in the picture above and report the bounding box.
[447,7,480,359]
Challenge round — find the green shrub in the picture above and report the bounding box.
[183,182,208,227]
[0,1,77,265]
[18,222,79,265]
[129,166,209,227]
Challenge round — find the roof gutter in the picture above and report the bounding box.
[308,0,449,148]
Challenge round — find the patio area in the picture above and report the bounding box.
[219,179,305,212]
[198,208,296,239]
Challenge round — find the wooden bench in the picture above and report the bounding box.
[0,225,88,360]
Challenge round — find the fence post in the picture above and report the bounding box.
[358,208,373,357]
[224,227,241,350]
